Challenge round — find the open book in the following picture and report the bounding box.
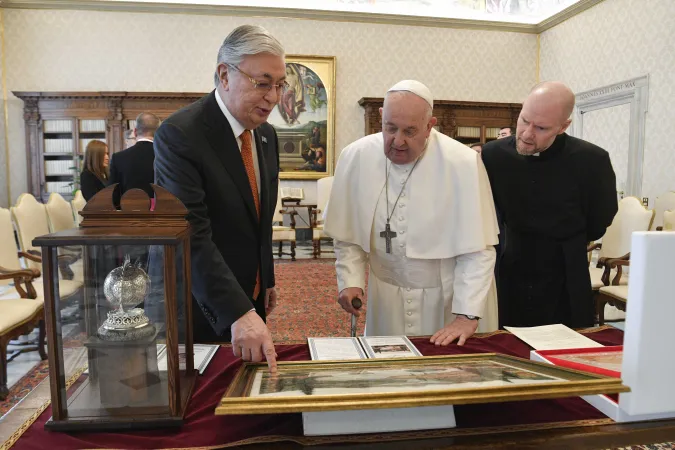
[308,336,421,361]
[280,187,304,200]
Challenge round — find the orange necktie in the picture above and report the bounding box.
[240,130,261,300]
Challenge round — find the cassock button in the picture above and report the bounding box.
[398,216,404,221]
[407,311,412,316]
[400,230,405,234]
[399,243,404,247]
[399,203,405,208]
[406,288,411,292]
[408,324,412,328]
[400,180,405,185]
[407,299,412,303]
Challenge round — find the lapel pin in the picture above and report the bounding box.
[261,136,268,144]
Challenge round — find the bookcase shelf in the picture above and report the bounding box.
[14,91,204,201]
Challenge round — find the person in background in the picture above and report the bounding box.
[80,139,109,201]
[469,142,483,153]
[482,81,617,328]
[497,126,514,139]
[109,112,160,199]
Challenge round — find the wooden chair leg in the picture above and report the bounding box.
[291,241,296,261]
[0,337,8,400]
[38,319,47,360]
[278,241,283,258]
[316,240,322,258]
[596,295,606,326]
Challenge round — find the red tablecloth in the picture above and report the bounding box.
[9,328,623,450]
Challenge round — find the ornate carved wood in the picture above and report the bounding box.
[358,97,522,142]
[13,92,205,201]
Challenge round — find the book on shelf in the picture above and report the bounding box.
[280,187,304,201]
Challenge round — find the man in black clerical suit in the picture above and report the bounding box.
[109,112,160,198]
[154,25,286,372]
[482,81,618,329]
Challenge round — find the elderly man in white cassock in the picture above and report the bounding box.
[323,80,499,345]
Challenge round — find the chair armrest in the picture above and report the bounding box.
[587,242,602,252]
[656,226,663,231]
[0,266,40,299]
[607,258,631,286]
[19,251,42,263]
[280,209,298,229]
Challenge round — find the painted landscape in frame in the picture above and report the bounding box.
[216,354,628,415]
[267,55,336,180]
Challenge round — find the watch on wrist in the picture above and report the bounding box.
[458,314,479,321]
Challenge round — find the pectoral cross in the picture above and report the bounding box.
[380,222,397,254]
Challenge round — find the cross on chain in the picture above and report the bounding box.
[379,222,397,254]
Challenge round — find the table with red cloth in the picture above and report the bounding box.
[6,327,675,450]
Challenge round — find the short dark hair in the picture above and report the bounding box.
[500,126,515,135]
[468,142,482,148]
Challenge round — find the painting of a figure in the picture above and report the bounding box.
[268,56,335,179]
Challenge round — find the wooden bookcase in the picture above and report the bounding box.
[358,98,521,145]
[14,92,204,201]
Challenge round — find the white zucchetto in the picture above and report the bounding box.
[386,80,433,108]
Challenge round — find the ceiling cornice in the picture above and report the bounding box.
[0,0,605,34]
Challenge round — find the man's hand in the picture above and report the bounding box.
[430,316,479,346]
[265,287,278,317]
[231,310,277,373]
[338,287,364,317]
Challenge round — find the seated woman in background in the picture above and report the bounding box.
[80,140,109,200]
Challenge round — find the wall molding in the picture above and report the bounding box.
[0,0,604,34]
[571,75,650,198]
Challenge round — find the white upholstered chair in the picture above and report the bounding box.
[9,194,82,298]
[46,192,77,232]
[588,196,654,290]
[663,210,675,231]
[272,189,297,261]
[651,191,675,230]
[0,207,47,399]
[590,197,654,323]
[311,176,334,258]
[71,190,86,225]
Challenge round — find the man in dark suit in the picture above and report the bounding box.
[154,25,286,372]
[109,112,160,198]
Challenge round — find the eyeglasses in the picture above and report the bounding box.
[228,64,289,94]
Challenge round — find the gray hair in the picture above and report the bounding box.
[135,112,161,138]
[213,25,285,87]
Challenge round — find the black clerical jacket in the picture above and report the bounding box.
[482,134,618,328]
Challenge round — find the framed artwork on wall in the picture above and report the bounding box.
[268,55,336,180]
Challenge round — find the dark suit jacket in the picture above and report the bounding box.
[154,91,279,340]
[80,169,107,201]
[109,140,155,198]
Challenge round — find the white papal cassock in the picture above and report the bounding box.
[324,129,500,336]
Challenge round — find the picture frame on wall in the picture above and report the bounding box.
[215,353,628,415]
[268,55,336,180]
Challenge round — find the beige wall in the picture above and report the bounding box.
[540,0,675,204]
[0,8,537,207]
[0,10,7,207]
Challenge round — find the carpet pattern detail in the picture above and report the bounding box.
[0,361,48,417]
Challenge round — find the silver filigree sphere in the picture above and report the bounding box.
[100,256,151,335]
[103,257,151,309]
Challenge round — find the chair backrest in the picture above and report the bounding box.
[651,191,675,230]
[71,190,86,225]
[46,192,76,232]
[273,185,284,224]
[316,176,334,216]
[10,193,50,270]
[599,196,655,259]
[0,208,22,286]
[664,210,675,231]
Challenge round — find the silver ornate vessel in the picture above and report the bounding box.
[98,256,154,340]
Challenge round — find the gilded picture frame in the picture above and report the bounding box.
[268,55,336,180]
[216,354,628,415]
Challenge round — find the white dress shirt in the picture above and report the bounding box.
[215,90,261,196]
